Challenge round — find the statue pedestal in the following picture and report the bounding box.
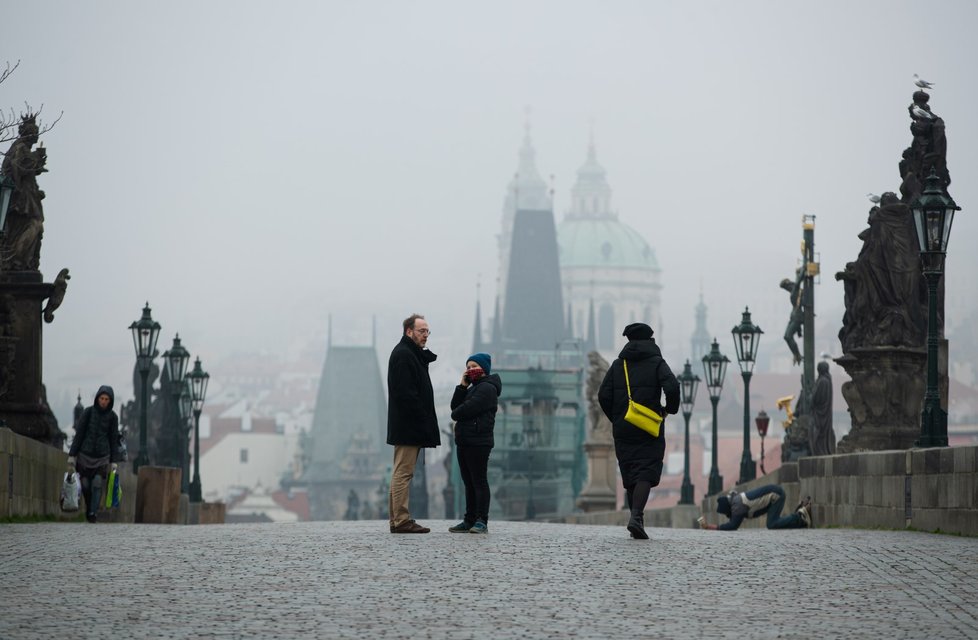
[835,347,928,452]
[576,440,617,513]
[0,271,62,448]
[781,415,811,462]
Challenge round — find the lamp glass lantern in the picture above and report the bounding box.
[163,334,191,386]
[912,167,960,271]
[179,382,192,422]
[678,360,700,416]
[702,339,729,399]
[129,303,161,361]
[731,306,763,374]
[187,357,210,412]
[755,409,770,438]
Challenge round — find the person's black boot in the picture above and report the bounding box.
[627,510,648,539]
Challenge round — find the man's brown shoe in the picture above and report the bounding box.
[392,520,430,534]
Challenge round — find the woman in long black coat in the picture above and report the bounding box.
[599,323,680,539]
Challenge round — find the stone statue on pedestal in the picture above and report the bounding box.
[0,115,67,447]
[834,87,949,452]
[576,351,617,512]
[810,361,836,456]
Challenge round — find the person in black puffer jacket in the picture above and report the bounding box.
[598,323,680,540]
[449,352,501,534]
[67,385,121,523]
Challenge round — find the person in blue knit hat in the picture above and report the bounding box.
[448,352,502,534]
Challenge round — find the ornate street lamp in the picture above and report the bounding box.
[0,173,14,236]
[186,356,210,503]
[755,409,770,476]
[702,338,729,496]
[731,307,762,484]
[677,360,700,505]
[129,303,161,473]
[911,167,960,447]
[163,334,190,492]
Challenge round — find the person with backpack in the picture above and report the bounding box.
[699,485,812,530]
[67,386,121,523]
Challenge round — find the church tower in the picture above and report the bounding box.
[557,133,662,358]
[691,291,712,364]
[497,112,550,322]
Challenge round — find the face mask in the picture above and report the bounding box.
[466,367,485,382]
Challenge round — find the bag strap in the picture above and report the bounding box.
[624,359,665,405]
[623,360,633,400]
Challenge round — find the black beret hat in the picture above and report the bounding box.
[622,322,654,340]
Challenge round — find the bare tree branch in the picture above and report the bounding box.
[0,61,61,151]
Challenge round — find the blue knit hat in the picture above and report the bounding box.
[466,352,491,374]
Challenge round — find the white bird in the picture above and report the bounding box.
[911,105,936,120]
[913,74,935,89]
[866,193,881,204]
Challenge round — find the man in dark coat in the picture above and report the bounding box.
[67,385,121,523]
[386,314,440,533]
[598,323,680,539]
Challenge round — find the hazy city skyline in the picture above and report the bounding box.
[4,2,977,416]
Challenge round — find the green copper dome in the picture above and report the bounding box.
[557,218,660,271]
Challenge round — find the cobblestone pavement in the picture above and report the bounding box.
[2,520,976,639]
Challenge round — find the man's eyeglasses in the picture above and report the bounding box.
[413,328,431,336]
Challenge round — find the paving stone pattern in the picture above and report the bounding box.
[1,520,976,639]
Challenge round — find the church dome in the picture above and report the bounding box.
[556,137,659,272]
[557,218,660,270]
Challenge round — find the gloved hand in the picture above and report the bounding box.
[110,463,118,473]
[67,456,76,470]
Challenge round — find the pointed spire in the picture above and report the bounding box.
[691,286,712,363]
[586,298,596,352]
[568,126,613,221]
[73,391,85,425]
[508,107,550,209]
[472,281,483,353]
[327,314,332,349]
[491,293,502,351]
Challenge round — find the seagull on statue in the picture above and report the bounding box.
[866,193,881,204]
[913,74,935,89]
[911,105,936,120]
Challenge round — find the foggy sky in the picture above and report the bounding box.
[4,1,978,410]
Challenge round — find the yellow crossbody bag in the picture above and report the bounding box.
[623,360,663,437]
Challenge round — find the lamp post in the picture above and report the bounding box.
[677,360,700,505]
[179,381,192,494]
[524,417,540,520]
[911,167,960,447]
[186,356,209,503]
[732,307,762,484]
[0,173,14,236]
[755,409,770,476]
[702,338,729,496]
[162,334,190,491]
[129,303,161,474]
